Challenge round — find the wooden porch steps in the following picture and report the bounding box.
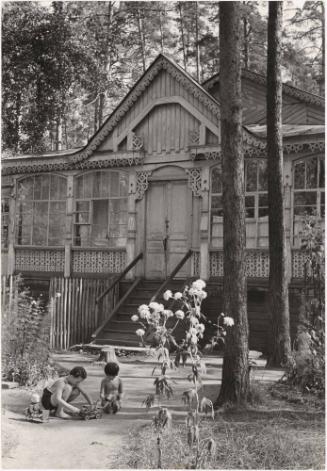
[92,279,186,347]
[92,279,300,353]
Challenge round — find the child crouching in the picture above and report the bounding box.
[100,362,123,414]
[41,366,92,419]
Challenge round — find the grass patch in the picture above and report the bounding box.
[114,413,325,469]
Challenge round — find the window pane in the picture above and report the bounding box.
[294,206,316,216]
[211,195,222,210]
[100,172,111,197]
[38,175,50,200]
[245,195,255,218]
[83,173,93,198]
[306,158,318,189]
[258,161,267,191]
[294,191,317,206]
[91,200,108,246]
[48,213,66,245]
[259,193,268,207]
[32,202,48,245]
[294,161,305,189]
[120,173,128,196]
[109,172,119,197]
[246,161,257,192]
[319,159,325,189]
[258,193,268,217]
[50,176,66,200]
[93,172,102,197]
[18,178,33,200]
[50,201,66,213]
[321,191,325,218]
[75,176,84,199]
[212,167,222,194]
[18,224,32,245]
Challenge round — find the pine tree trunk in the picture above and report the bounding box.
[55,115,62,151]
[158,4,164,52]
[177,2,188,71]
[14,92,22,153]
[266,1,292,367]
[94,97,99,133]
[137,9,146,72]
[99,93,105,127]
[214,1,249,407]
[243,16,249,69]
[195,1,201,82]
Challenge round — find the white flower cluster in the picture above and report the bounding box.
[131,279,209,345]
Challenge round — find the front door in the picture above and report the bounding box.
[145,180,191,279]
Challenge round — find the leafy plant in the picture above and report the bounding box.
[2,275,55,386]
[131,279,234,468]
[287,216,325,396]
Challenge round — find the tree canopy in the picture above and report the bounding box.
[2,0,324,155]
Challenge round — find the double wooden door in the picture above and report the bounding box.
[145,180,191,279]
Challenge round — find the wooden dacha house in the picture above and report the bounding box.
[1,55,325,352]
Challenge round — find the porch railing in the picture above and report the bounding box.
[150,249,193,302]
[91,252,143,340]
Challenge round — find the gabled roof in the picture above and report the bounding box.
[203,69,325,108]
[70,54,222,164]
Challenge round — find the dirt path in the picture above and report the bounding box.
[1,352,283,469]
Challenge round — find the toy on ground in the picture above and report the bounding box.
[101,394,121,414]
[25,393,49,423]
[79,401,103,420]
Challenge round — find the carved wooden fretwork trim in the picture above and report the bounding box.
[2,154,144,176]
[15,248,65,272]
[210,249,270,278]
[71,249,126,274]
[132,133,144,151]
[68,56,220,164]
[189,138,325,162]
[186,168,202,197]
[135,170,152,200]
[189,130,200,145]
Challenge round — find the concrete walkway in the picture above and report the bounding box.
[2,352,284,469]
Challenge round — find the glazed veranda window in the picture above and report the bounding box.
[74,170,128,248]
[16,174,67,246]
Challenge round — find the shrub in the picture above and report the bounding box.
[2,276,55,386]
[288,216,325,396]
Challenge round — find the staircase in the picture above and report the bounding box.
[92,279,186,346]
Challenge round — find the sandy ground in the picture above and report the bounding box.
[1,352,283,469]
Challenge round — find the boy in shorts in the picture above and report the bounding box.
[41,366,92,418]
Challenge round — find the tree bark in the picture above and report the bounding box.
[195,1,201,82]
[137,8,146,72]
[266,1,292,367]
[215,2,249,407]
[177,2,188,71]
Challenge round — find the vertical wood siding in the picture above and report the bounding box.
[49,276,117,350]
[134,104,199,153]
[114,69,217,145]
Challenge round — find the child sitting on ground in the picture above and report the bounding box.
[41,366,93,419]
[100,362,123,414]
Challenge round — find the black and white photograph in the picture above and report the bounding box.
[1,0,325,468]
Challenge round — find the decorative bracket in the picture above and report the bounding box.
[186,168,202,197]
[135,170,152,200]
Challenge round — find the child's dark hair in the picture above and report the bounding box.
[69,366,87,379]
[104,362,119,377]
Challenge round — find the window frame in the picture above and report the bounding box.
[73,170,128,248]
[16,174,67,247]
[210,159,268,248]
[292,155,325,247]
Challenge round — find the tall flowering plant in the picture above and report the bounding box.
[131,279,234,468]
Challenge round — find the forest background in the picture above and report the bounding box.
[2,1,324,156]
